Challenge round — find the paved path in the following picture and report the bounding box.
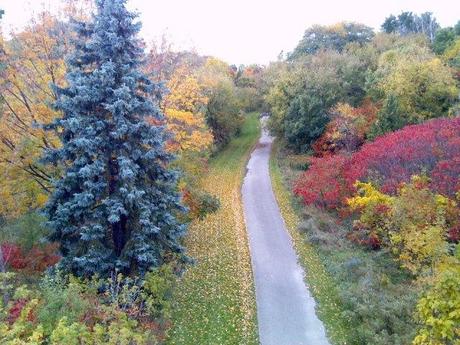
[242,118,330,345]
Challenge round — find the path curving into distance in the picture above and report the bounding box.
[242,117,330,345]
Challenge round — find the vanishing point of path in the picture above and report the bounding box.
[242,118,330,345]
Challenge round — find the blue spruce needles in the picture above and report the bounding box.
[43,0,186,277]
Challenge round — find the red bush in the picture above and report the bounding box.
[27,243,60,272]
[1,243,27,269]
[344,117,460,196]
[1,242,60,272]
[448,225,460,243]
[295,117,460,209]
[7,299,31,324]
[294,154,351,209]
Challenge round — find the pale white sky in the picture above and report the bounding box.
[0,0,459,65]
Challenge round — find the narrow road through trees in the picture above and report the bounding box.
[242,118,330,345]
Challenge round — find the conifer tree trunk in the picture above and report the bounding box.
[108,156,127,257]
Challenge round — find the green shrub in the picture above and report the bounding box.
[143,264,176,320]
[0,271,165,344]
[0,212,49,250]
[37,273,92,335]
[413,250,460,345]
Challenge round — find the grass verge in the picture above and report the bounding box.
[167,113,260,345]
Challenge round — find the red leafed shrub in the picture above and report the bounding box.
[1,242,60,272]
[295,117,460,209]
[26,243,60,272]
[430,157,460,197]
[448,225,460,243]
[7,299,31,324]
[344,117,460,196]
[1,243,27,269]
[294,154,351,209]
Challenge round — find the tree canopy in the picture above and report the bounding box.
[289,22,374,59]
[382,12,440,42]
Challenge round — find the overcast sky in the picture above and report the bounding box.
[0,0,458,65]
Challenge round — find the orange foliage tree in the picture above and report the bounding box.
[312,99,378,156]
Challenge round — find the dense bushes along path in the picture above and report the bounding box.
[242,117,330,345]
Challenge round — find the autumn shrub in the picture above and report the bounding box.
[0,212,59,273]
[312,100,378,156]
[0,269,173,344]
[346,182,393,249]
[36,274,92,335]
[48,312,155,345]
[296,117,460,210]
[1,242,60,273]
[273,141,420,345]
[142,264,177,320]
[294,153,351,209]
[182,187,220,220]
[413,252,460,345]
[345,117,460,196]
[1,300,156,345]
[98,264,177,323]
[348,176,459,275]
[298,208,419,345]
[1,244,25,270]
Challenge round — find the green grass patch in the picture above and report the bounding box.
[167,113,260,345]
[211,113,260,171]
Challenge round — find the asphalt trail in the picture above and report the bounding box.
[242,118,330,345]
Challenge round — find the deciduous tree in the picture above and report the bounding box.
[0,13,70,217]
[368,43,458,130]
[162,65,213,153]
[289,22,374,59]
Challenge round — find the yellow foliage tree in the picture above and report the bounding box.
[0,13,70,217]
[372,45,458,122]
[144,49,219,220]
[162,66,213,153]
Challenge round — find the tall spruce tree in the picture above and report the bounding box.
[43,0,186,277]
